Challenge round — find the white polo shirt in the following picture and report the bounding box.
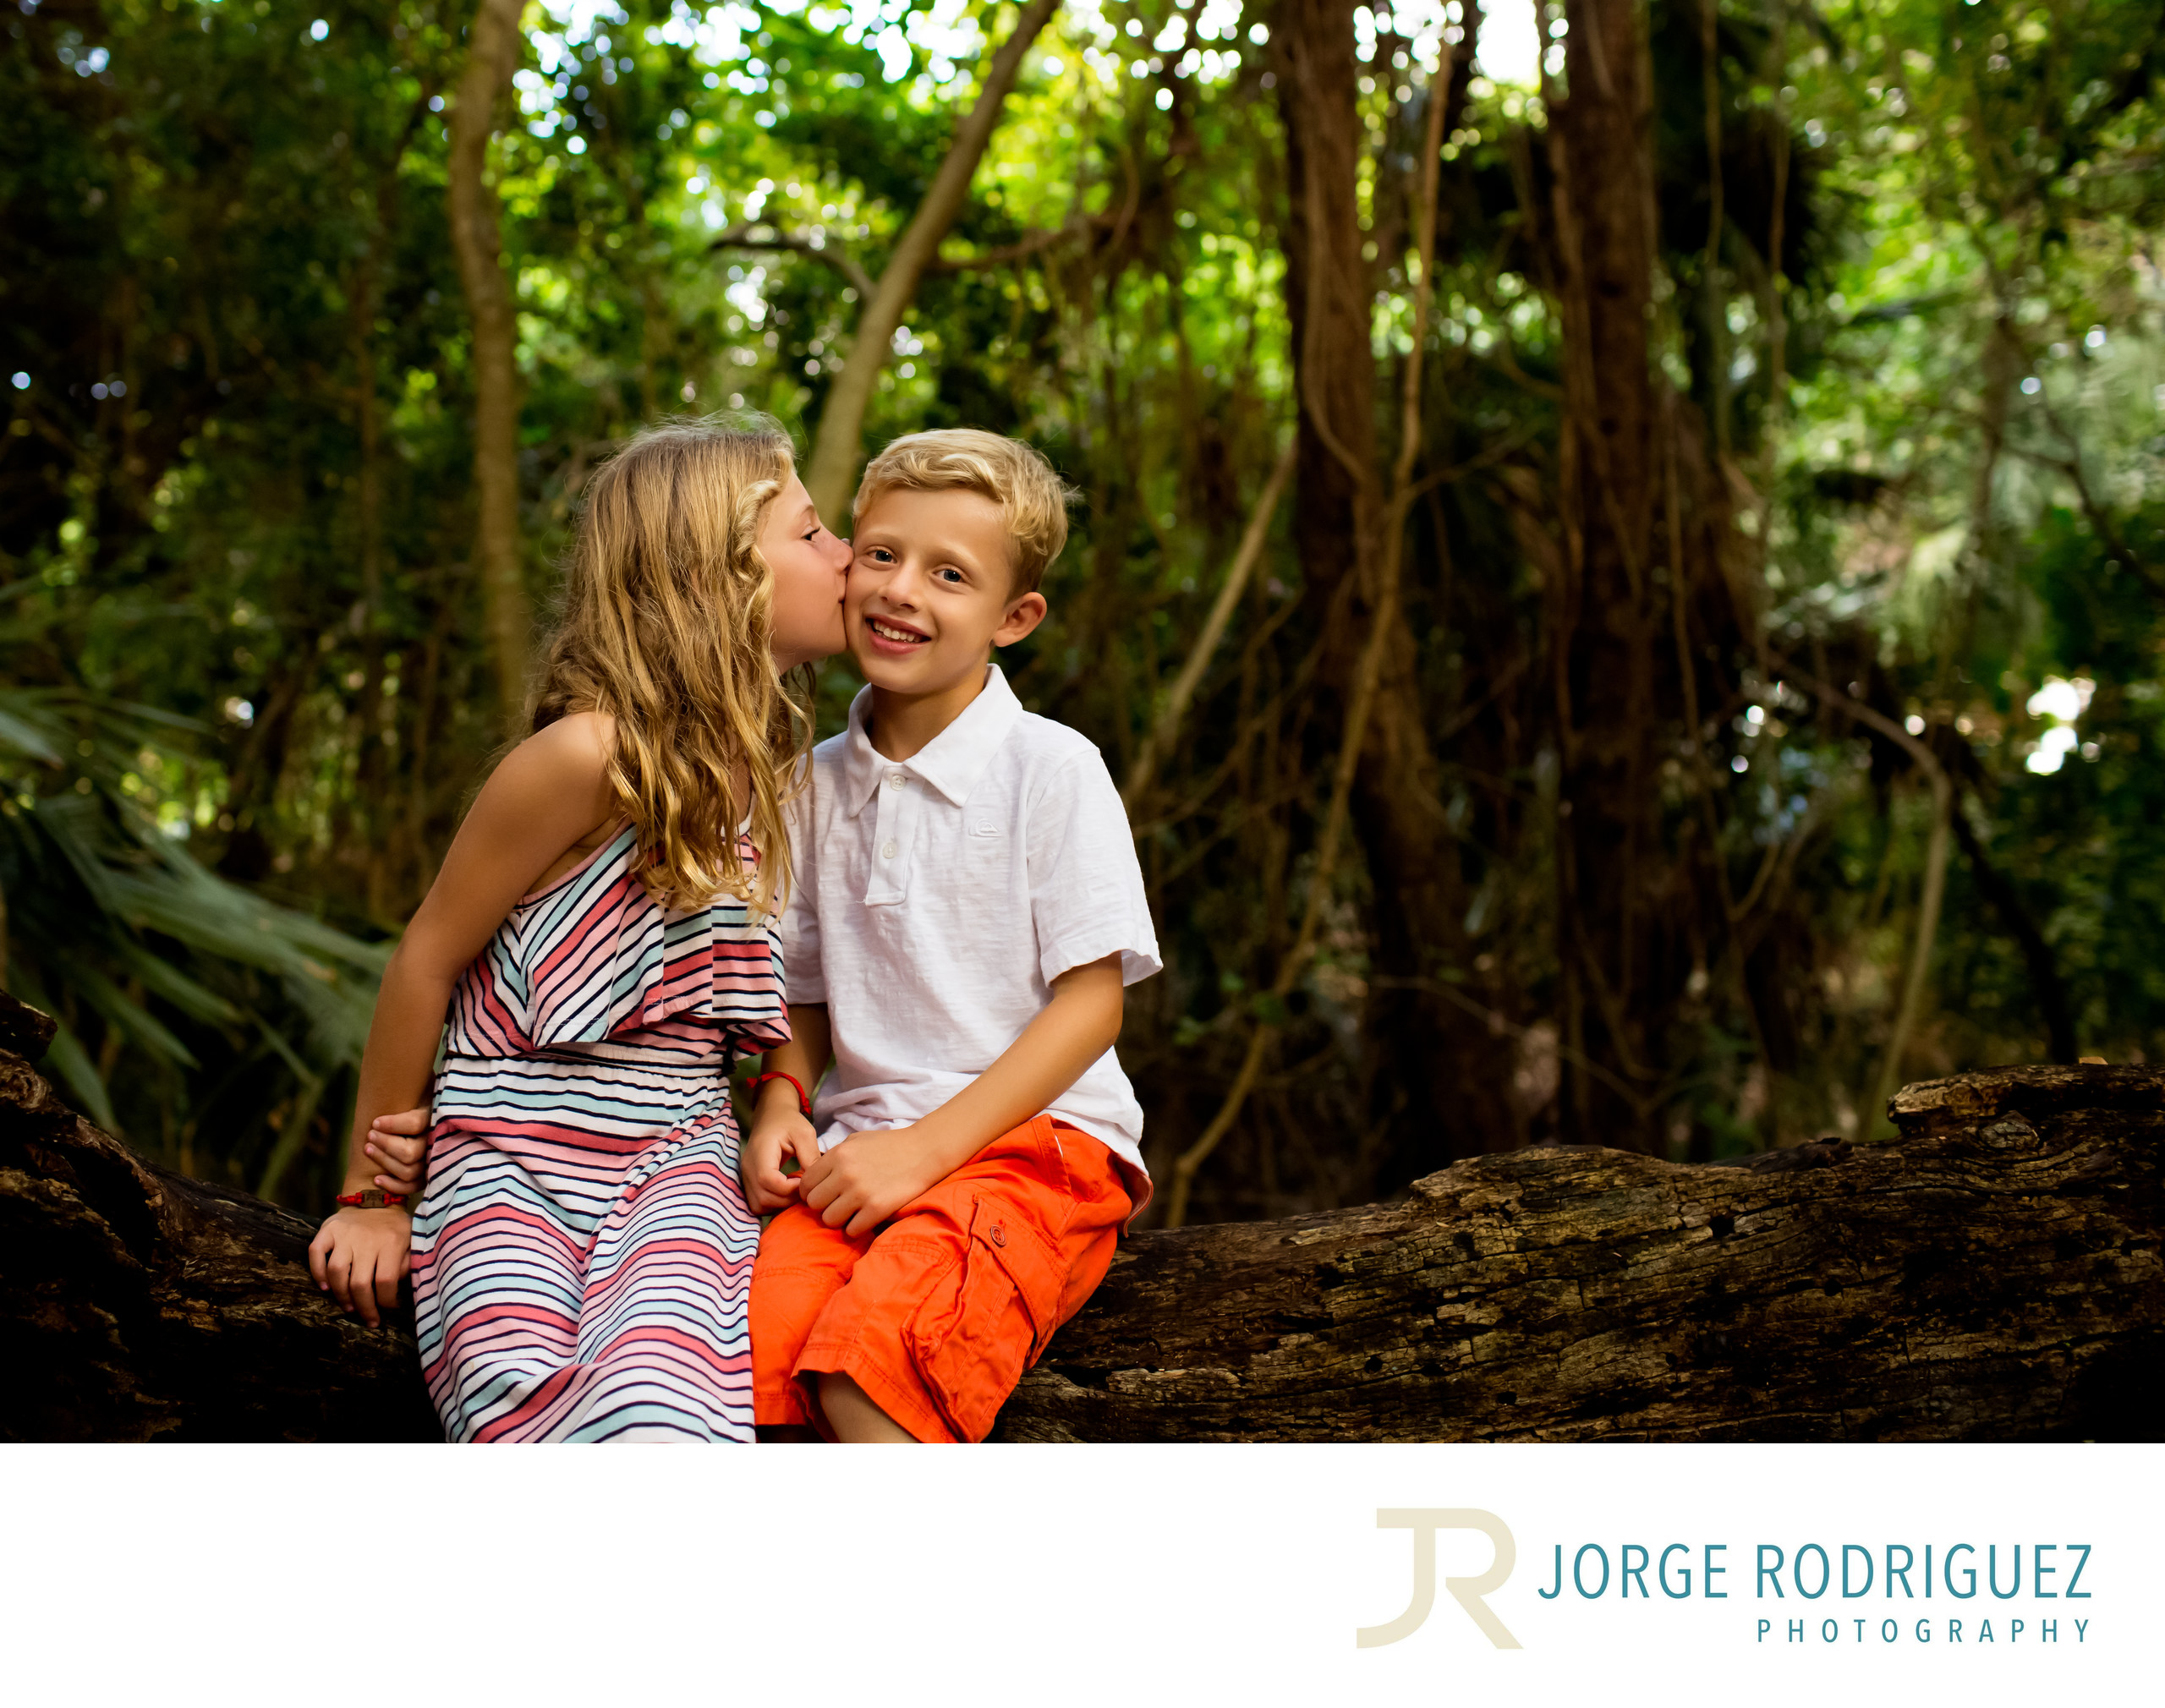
[777,665,1160,1207]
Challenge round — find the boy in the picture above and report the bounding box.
[739,429,1158,1443]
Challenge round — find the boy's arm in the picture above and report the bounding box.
[797,954,1124,1236]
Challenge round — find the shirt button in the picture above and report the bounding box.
[886,772,905,790]
[880,840,898,860]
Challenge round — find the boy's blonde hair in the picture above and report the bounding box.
[852,428,1074,594]
[529,414,812,917]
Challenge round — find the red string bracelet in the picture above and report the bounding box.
[336,1188,407,1209]
[744,1070,813,1120]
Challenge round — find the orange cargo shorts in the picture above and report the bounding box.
[750,1114,1132,1442]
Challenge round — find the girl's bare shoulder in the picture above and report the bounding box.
[503,711,619,790]
[467,715,625,893]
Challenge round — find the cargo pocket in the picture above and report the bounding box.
[907,1194,1065,1442]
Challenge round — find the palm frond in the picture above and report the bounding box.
[0,687,389,1201]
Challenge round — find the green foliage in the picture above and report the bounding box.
[5,0,2164,1217]
[0,676,384,1196]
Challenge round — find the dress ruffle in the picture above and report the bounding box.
[447,823,790,1061]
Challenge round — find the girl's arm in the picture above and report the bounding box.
[306,714,617,1325]
[741,1003,832,1212]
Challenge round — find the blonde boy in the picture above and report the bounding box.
[740,430,1158,1442]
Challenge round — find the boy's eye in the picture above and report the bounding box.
[935,567,964,584]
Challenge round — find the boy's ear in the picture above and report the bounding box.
[993,589,1048,649]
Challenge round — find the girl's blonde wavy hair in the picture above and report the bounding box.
[529,414,811,917]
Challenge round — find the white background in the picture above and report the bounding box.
[3,1443,2153,1705]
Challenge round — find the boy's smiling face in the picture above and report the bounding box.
[847,485,1047,700]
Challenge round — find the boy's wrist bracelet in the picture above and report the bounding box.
[745,1070,813,1120]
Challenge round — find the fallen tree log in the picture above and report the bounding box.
[0,996,436,1442]
[997,1070,2163,1441]
[1,991,2157,1441]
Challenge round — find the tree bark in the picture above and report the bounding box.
[1000,1065,2164,1441]
[800,0,1061,528]
[0,996,435,1442]
[1547,0,1664,1149]
[2,990,2154,1442]
[1272,0,1517,1181]
[447,0,533,725]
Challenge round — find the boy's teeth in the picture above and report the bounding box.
[871,620,924,643]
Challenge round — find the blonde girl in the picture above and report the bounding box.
[307,417,850,1442]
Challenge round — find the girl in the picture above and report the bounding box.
[307,416,850,1442]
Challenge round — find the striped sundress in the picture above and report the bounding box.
[408,822,787,1442]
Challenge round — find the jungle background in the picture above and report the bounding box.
[5,0,2163,1228]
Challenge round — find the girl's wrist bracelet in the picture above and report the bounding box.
[745,1070,813,1120]
[336,1188,408,1209]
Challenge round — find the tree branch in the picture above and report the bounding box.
[714,212,1110,302]
[924,215,1110,274]
[801,0,1063,526]
[709,226,875,298]
[1790,668,1955,1136]
[1123,441,1296,809]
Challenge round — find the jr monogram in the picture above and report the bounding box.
[1358,1508,1524,1651]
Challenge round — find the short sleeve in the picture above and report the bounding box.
[1026,748,1162,988]
[775,776,827,1005]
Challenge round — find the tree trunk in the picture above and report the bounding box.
[3,989,2154,1442]
[1548,0,1664,1149]
[0,996,434,1441]
[1272,0,1516,1179]
[800,0,1061,528]
[1000,1065,2164,1441]
[447,0,533,725]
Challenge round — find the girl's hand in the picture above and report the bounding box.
[307,1207,413,1328]
[741,1109,818,1213]
[364,1106,433,1196]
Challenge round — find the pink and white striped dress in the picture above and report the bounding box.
[408,823,787,1442]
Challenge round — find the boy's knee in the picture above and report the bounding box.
[818,1372,918,1443]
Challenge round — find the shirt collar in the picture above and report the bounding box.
[839,665,1025,814]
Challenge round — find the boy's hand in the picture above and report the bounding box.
[742,1109,819,1213]
[364,1106,433,1196]
[307,1207,412,1328]
[800,1126,954,1237]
